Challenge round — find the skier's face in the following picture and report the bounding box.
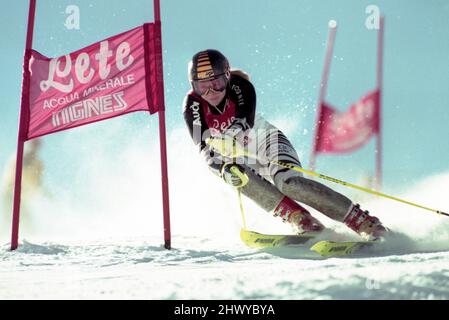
[193,75,227,106]
[201,87,226,106]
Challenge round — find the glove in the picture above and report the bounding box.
[206,134,244,158]
[221,163,248,188]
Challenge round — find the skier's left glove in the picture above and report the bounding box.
[221,163,248,188]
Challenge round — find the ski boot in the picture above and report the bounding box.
[274,196,324,234]
[343,204,387,240]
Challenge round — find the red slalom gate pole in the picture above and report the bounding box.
[309,21,337,171]
[375,16,384,191]
[11,0,37,251]
[153,0,171,250]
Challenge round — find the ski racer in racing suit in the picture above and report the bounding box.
[183,49,387,239]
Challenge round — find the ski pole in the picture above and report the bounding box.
[237,189,248,230]
[230,166,249,230]
[266,158,448,217]
[207,137,449,217]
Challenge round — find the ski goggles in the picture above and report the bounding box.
[192,74,228,96]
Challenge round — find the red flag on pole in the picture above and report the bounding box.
[310,19,384,191]
[315,90,380,154]
[26,24,158,140]
[12,0,171,250]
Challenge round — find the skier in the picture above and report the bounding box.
[183,49,387,240]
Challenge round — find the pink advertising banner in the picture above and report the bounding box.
[315,90,380,153]
[26,23,159,140]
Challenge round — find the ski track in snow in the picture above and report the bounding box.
[1,235,449,300]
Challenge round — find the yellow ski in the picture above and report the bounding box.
[240,229,379,257]
[310,240,376,257]
[240,229,315,248]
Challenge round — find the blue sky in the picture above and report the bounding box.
[1,0,448,196]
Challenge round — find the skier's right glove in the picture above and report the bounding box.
[206,134,245,158]
[221,163,248,188]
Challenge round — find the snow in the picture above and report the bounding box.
[1,128,449,300]
[2,236,449,299]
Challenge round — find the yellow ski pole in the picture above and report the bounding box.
[237,189,248,230]
[207,137,449,217]
[230,166,249,230]
[266,159,448,217]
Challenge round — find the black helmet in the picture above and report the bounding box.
[188,49,230,82]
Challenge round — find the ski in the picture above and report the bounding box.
[240,229,315,248]
[240,229,380,257]
[310,240,377,257]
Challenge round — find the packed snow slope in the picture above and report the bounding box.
[1,128,449,299]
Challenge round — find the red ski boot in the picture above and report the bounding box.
[274,196,324,234]
[344,204,387,240]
